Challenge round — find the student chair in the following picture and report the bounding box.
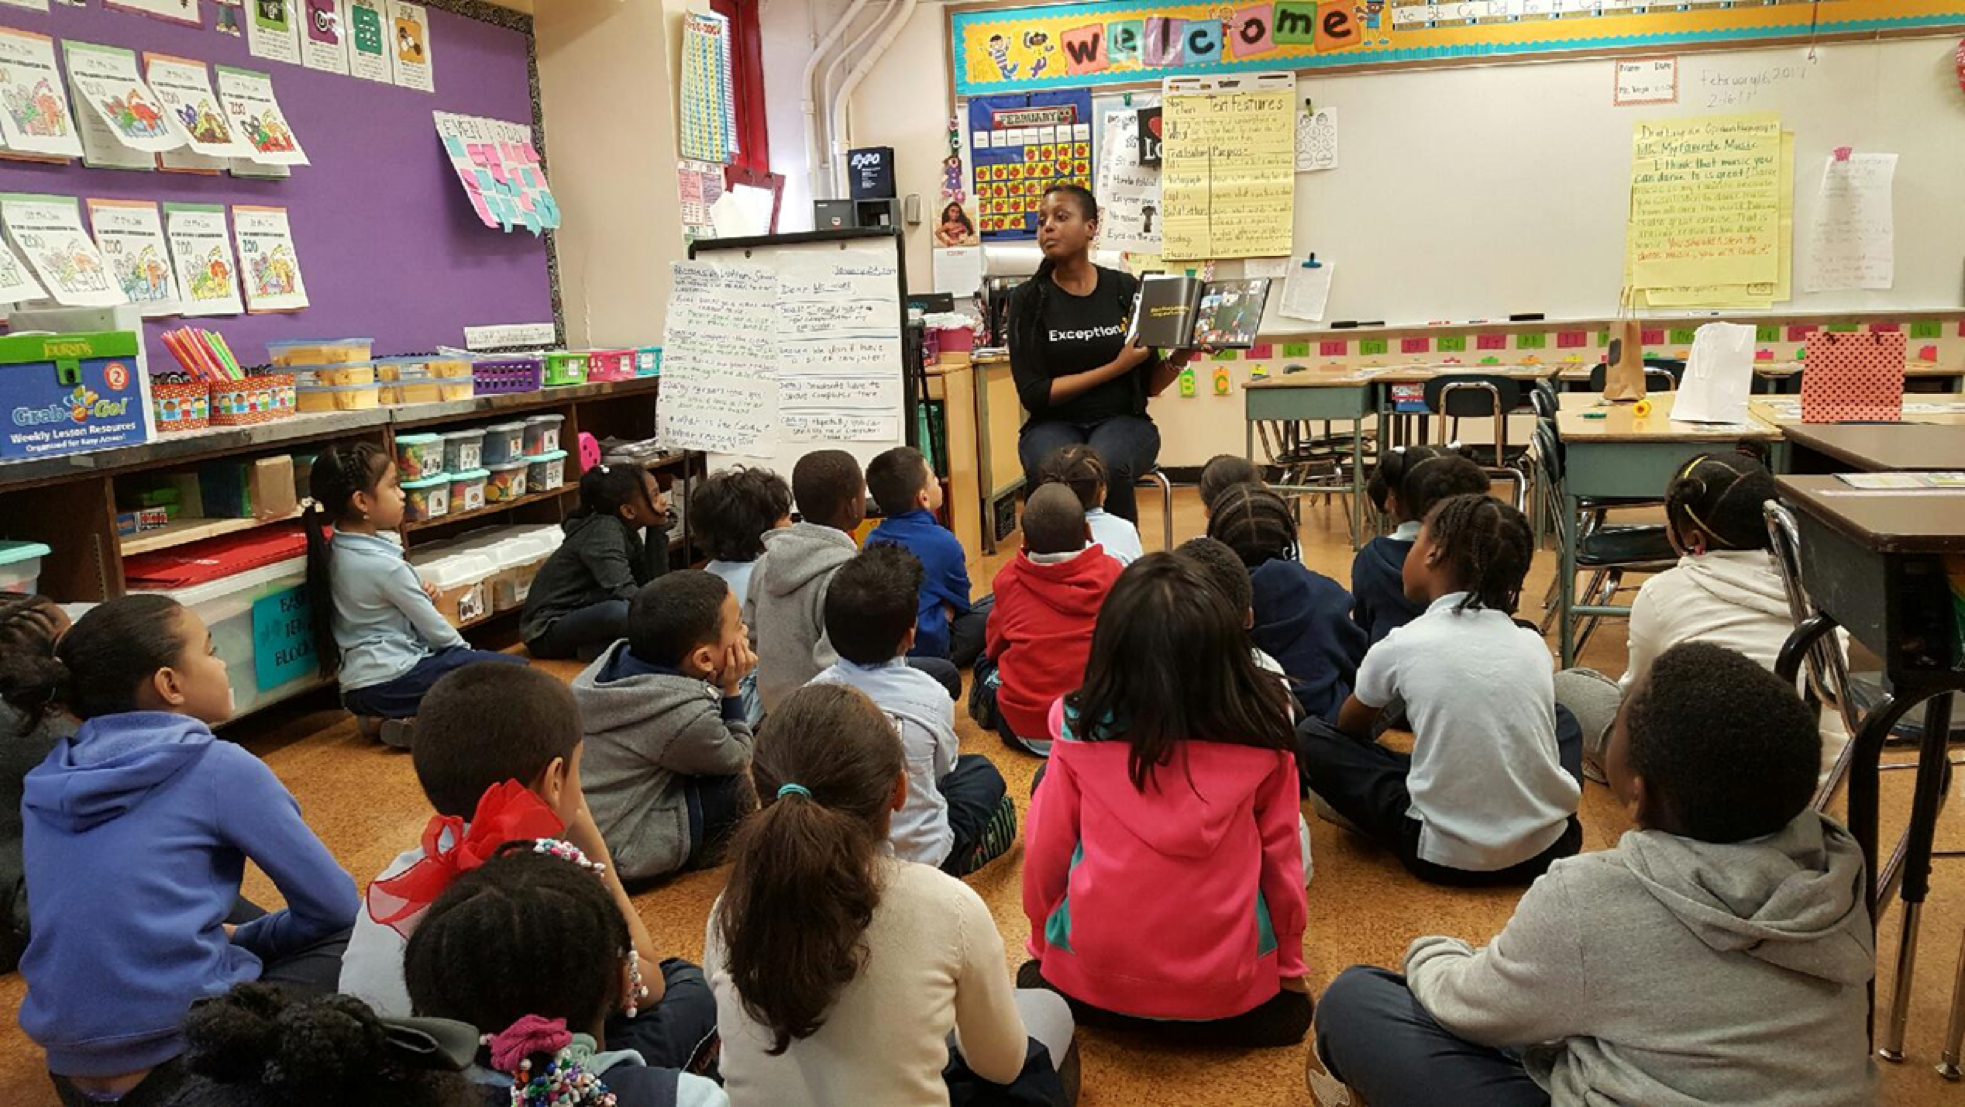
[1422,375,1529,512]
[1587,359,1684,394]
[1531,419,1676,653]
[1254,421,1363,548]
[1136,467,1175,550]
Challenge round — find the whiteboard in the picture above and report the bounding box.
[1014,36,1965,330]
[681,231,911,493]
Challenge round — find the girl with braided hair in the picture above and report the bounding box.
[303,442,525,748]
[1205,483,1367,721]
[0,593,72,970]
[1351,445,1492,645]
[1299,494,1584,887]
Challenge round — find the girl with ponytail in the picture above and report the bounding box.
[302,441,524,747]
[1007,184,1199,524]
[709,683,1078,1105]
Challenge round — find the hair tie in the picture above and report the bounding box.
[483,1016,573,1074]
[368,782,564,931]
[527,838,607,878]
[777,783,812,800]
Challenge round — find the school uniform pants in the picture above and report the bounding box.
[683,773,757,870]
[1017,415,1161,524]
[940,754,1018,877]
[1294,708,1585,888]
[970,653,1049,757]
[1314,966,1549,1107]
[909,656,963,701]
[944,989,1079,1106]
[606,958,723,1076]
[1016,960,1312,1049]
[526,599,631,662]
[340,647,528,720]
[948,596,992,670]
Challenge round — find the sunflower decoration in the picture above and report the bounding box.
[1631,398,1653,419]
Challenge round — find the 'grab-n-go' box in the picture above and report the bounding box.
[0,331,147,461]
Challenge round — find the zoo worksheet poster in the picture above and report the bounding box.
[164,202,243,316]
[65,41,188,154]
[65,40,153,171]
[0,28,82,158]
[215,66,309,166]
[86,198,179,315]
[1,194,124,306]
[145,54,252,161]
[232,204,308,311]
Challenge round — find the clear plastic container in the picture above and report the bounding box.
[525,449,567,492]
[441,428,485,473]
[412,552,496,627]
[130,555,315,716]
[401,473,452,522]
[482,422,527,466]
[485,460,529,503]
[294,363,380,412]
[0,540,51,594]
[394,433,446,482]
[522,414,565,456]
[267,338,374,366]
[448,468,489,513]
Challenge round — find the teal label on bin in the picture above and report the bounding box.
[252,585,315,692]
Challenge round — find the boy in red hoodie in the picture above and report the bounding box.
[970,484,1122,756]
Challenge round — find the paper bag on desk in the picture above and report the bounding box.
[1673,322,1756,424]
[1802,331,1905,423]
[1603,319,1646,402]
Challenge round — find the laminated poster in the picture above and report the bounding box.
[86,198,179,315]
[346,0,395,84]
[232,204,309,312]
[216,66,309,166]
[64,42,189,155]
[0,194,125,307]
[1159,75,1294,261]
[146,54,252,163]
[248,0,303,67]
[164,202,244,316]
[301,0,352,76]
[0,28,83,159]
[387,1,435,93]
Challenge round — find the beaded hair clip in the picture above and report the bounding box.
[526,838,607,878]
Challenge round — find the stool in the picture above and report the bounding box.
[1137,468,1174,550]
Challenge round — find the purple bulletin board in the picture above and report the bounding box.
[0,1,554,368]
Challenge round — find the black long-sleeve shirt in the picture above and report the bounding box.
[1006,265,1157,424]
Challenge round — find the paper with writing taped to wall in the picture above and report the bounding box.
[2,195,126,307]
[933,245,984,297]
[661,261,782,456]
[1160,73,1294,261]
[1295,105,1336,172]
[1278,260,1333,323]
[1094,105,1161,254]
[1626,113,1781,291]
[1804,151,1894,293]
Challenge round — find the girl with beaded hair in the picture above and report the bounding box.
[405,839,724,1107]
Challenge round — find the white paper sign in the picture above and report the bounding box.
[216,67,309,166]
[1,197,126,307]
[233,205,309,312]
[1093,107,1161,255]
[146,54,253,162]
[86,199,179,316]
[65,42,188,155]
[1279,261,1333,322]
[104,0,200,23]
[1614,57,1678,106]
[1804,152,1896,293]
[346,0,396,84]
[1295,106,1337,172]
[661,261,782,456]
[164,203,244,316]
[1674,322,1756,424]
[387,1,436,93]
[933,246,984,297]
[0,28,83,158]
[301,0,353,75]
[246,0,304,67]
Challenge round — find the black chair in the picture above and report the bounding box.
[1532,419,1677,652]
[1587,358,1684,393]
[1421,374,1530,511]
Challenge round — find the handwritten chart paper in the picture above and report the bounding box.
[1638,130,1792,310]
[1160,75,1294,262]
[660,261,781,456]
[1804,152,1895,293]
[1626,113,1781,292]
[777,257,904,443]
[1093,107,1160,254]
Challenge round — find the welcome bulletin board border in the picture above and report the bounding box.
[948,0,1965,97]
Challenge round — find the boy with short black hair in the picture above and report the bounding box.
[1034,443,1142,565]
[973,484,1123,756]
[745,450,865,711]
[810,546,1017,876]
[572,569,759,884]
[864,446,989,668]
[1312,642,1873,1107]
[340,664,719,1075]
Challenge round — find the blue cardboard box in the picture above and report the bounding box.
[0,331,146,461]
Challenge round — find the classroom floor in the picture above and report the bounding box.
[3,488,1962,1106]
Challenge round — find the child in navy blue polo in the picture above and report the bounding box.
[864,446,987,669]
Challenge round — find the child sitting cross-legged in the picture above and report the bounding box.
[406,842,730,1107]
[810,546,1018,877]
[1312,643,1874,1107]
[745,450,869,712]
[692,465,792,724]
[572,570,759,884]
[1352,446,1491,645]
[1022,553,1311,1048]
[864,446,989,667]
[337,662,720,1075]
[1198,453,1263,523]
[1298,495,1583,887]
[522,463,673,662]
[1034,443,1142,565]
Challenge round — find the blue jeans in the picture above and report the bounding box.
[1315,966,1548,1107]
[341,647,528,719]
[1018,414,1161,523]
[527,598,631,661]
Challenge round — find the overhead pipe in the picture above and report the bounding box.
[800,0,873,206]
[817,0,898,197]
[829,0,918,197]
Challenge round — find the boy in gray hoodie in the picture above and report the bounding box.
[573,570,759,883]
[1312,642,1874,1107]
[743,450,865,711]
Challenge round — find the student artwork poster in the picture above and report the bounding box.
[345,0,396,84]
[388,0,436,93]
[145,54,252,162]
[0,195,124,307]
[301,0,353,76]
[164,202,244,316]
[0,233,44,305]
[65,42,156,172]
[247,0,304,67]
[64,42,188,155]
[0,28,82,159]
[232,204,309,312]
[86,198,179,315]
[215,67,309,166]
[104,0,202,26]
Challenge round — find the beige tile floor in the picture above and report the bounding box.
[2,488,1959,1105]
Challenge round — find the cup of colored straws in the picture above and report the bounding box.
[158,328,295,429]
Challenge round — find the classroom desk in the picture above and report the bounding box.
[1746,398,1965,473]
[1244,368,1376,547]
[1553,361,1964,390]
[1771,475,1965,1064]
[1552,392,1784,665]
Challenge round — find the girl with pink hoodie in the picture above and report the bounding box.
[1020,553,1312,1047]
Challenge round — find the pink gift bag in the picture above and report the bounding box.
[1802,331,1905,423]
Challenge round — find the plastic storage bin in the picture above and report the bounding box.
[401,474,452,522]
[295,364,379,413]
[587,349,636,382]
[472,356,543,396]
[635,347,662,377]
[394,433,446,481]
[522,414,564,455]
[131,554,317,716]
[544,351,589,387]
[487,527,562,611]
[482,422,527,466]
[441,428,485,473]
[267,338,373,366]
[0,541,51,594]
[448,469,489,513]
[526,449,567,492]
[413,552,496,627]
[485,460,529,502]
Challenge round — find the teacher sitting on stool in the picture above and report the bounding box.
[1008,184,1199,523]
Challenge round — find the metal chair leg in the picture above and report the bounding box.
[1137,469,1174,551]
[1938,924,1965,1079]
